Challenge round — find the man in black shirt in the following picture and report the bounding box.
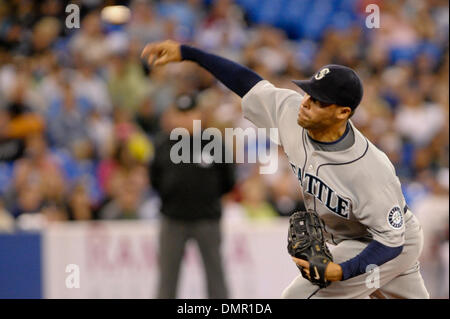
[150,93,235,298]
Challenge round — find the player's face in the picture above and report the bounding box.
[297,94,342,130]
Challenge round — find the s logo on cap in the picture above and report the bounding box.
[314,68,330,80]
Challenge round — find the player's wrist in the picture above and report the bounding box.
[326,262,343,282]
[180,44,196,61]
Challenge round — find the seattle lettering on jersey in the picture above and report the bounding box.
[290,163,350,219]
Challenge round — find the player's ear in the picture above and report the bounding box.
[336,106,352,120]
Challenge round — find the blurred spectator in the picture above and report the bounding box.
[70,11,110,65]
[86,109,115,159]
[28,16,61,56]
[12,177,45,218]
[156,0,201,41]
[127,0,165,44]
[97,136,150,219]
[244,26,292,76]
[107,52,149,113]
[46,81,90,150]
[73,62,113,116]
[195,0,247,58]
[1,67,45,139]
[0,108,25,162]
[395,87,445,147]
[6,134,66,216]
[65,182,93,221]
[98,179,143,219]
[238,174,278,220]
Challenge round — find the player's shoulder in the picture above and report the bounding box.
[366,144,396,179]
[243,79,302,102]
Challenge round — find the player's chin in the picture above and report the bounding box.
[297,115,309,128]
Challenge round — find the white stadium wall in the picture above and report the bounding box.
[42,219,299,299]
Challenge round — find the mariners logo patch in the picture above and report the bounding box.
[387,206,403,229]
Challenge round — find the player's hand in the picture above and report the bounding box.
[292,257,343,282]
[141,40,182,67]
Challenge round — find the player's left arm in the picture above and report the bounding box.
[336,167,407,281]
[339,240,403,280]
[293,240,403,281]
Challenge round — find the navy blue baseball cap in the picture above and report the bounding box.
[292,64,363,110]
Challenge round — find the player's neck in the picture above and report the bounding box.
[307,121,348,143]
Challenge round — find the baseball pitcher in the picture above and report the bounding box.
[141,40,430,299]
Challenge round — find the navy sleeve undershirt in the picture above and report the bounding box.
[339,240,403,280]
[180,45,263,98]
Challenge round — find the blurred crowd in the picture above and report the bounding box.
[0,0,448,297]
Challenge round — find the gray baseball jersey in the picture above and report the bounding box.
[242,80,408,247]
[241,80,429,299]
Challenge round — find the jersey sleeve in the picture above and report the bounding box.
[241,80,303,145]
[352,162,406,247]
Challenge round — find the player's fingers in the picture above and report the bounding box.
[141,43,164,64]
[154,55,170,66]
[292,257,309,269]
[141,43,155,59]
[147,54,158,66]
